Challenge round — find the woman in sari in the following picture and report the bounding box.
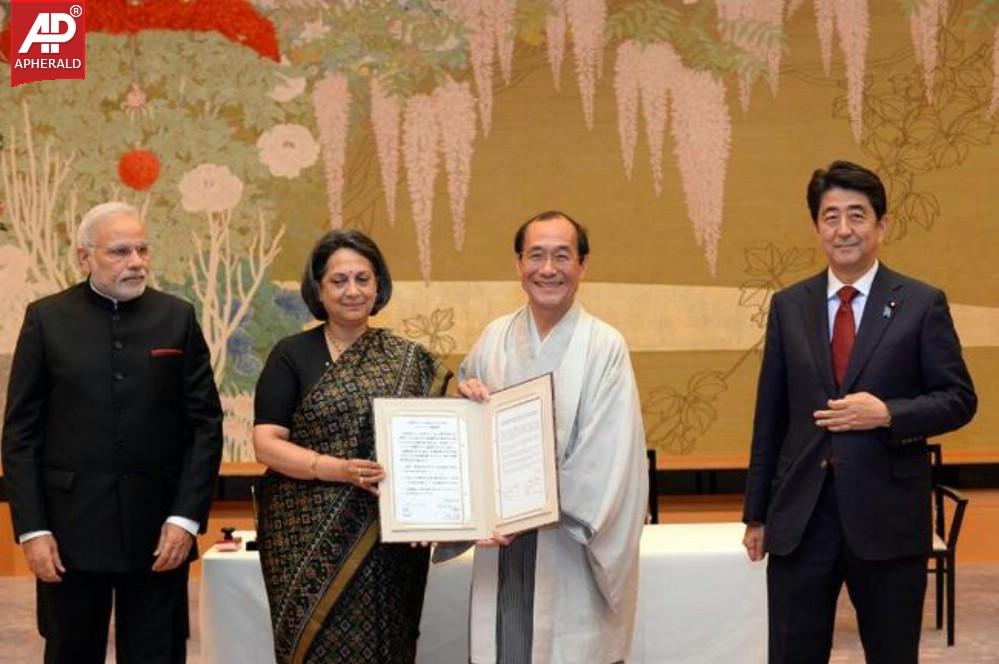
[253,229,451,664]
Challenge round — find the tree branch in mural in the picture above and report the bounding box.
[402,306,458,362]
[180,163,286,385]
[189,210,285,385]
[831,8,999,242]
[0,101,81,294]
[644,242,816,455]
[221,391,255,463]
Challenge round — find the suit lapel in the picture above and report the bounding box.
[800,271,838,397]
[840,265,904,393]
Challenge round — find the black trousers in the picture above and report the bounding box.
[767,472,926,664]
[36,564,189,664]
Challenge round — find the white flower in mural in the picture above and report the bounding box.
[178,164,244,213]
[257,124,320,178]
[268,73,306,103]
[298,18,330,44]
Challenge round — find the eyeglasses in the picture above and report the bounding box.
[92,243,151,260]
[520,249,577,267]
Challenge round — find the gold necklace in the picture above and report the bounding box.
[324,325,364,359]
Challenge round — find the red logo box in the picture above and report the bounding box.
[9,0,86,87]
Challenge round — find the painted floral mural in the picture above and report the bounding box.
[2,0,998,463]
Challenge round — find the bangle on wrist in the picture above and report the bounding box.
[309,452,321,478]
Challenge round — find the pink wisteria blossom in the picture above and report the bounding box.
[992,26,999,116]
[450,0,516,136]
[566,0,607,129]
[613,41,641,180]
[833,0,869,142]
[717,0,785,111]
[546,0,568,90]
[370,78,402,226]
[487,0,518,85]
[814,0,835,76]
[311,73,351,228]
[403,95,441,283]
[666,60,732,276]
[638,43,675,196]
[613,41,677,194]
[433,78,477,250]
[452,1,497,136]
[909,0,948,104]
[786,0,807,20]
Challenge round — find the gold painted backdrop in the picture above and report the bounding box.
[1,0,997,469]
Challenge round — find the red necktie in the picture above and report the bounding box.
[831,286,858,389]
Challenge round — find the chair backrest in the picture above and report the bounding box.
[647,448,659,524]
[927,443,945,539]
[926,443,971,552]
[934,484,970,552]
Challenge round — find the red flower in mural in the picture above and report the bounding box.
[118,149,161,191]
[1,0,279,61]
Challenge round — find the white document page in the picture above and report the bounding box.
[493,397,547,519]
[390,415,468,526]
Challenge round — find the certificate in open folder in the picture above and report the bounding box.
[373,373,559,543]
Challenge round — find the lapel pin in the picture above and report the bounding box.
[883,301,896,319]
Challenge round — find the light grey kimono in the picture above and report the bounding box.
[445,304,647,664]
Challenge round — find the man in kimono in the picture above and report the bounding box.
[449,210,648,663]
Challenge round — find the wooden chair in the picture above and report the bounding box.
[926,443,970,646]
[647,449,659,524]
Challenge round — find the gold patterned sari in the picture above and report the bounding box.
[258,329,451,664]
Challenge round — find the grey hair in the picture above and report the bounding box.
[77,202,141,248]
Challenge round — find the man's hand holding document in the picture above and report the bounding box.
[374,374,559,542]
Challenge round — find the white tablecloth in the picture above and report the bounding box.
[200,523,766,663]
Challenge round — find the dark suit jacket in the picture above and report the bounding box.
[743,265,976,560]
[2,281,223,572]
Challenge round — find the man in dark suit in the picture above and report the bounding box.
[2,202,223,664]
[742,161,976,663]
